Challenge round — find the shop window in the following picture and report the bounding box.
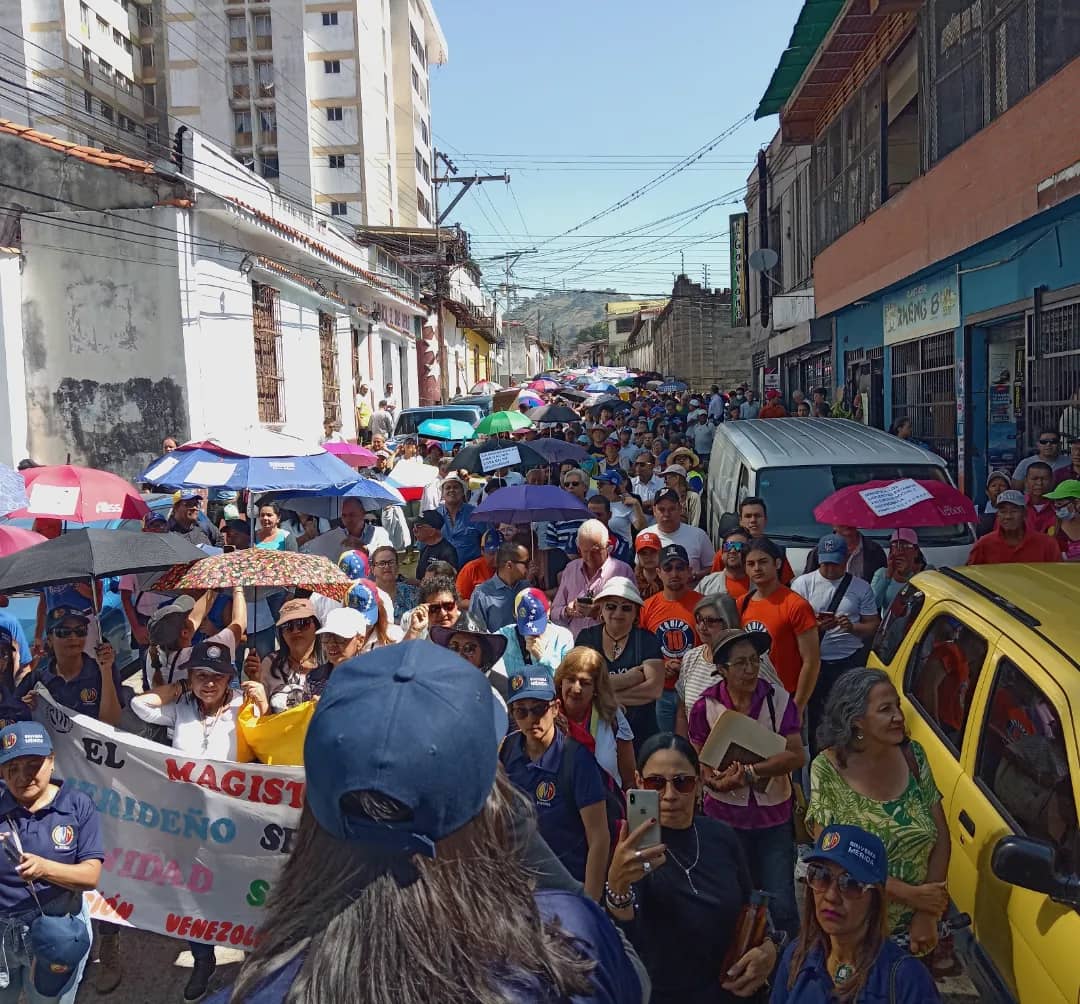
[975,659,1079,871]
[886,34,921,200]
[905,615,988,756]
[1037,0,1080,82]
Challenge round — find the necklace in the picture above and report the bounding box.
[603,627,631,660]
[665,823,701,895]
[832,962,856,985]
[198,694,230,754]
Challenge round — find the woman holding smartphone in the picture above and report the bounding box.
[605,733,781,1003]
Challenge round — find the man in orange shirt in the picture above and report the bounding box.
[967,491,1061,565]
[455,530,500,603]
[703,527,752,598]
[739,537,820,710]
[738,498,795,583]
[758,389,788,418]
[641,544,701,733]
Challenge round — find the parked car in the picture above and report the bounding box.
[706,418,973,571]
[869,563,1080,1004]
[392,405,485,440]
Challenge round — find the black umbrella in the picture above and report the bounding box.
[528,437,589,464]
[529,404,579,424]
[587,398,632,417]
[453,440,547,474]
[555,389,588,403]
[0,528,207,595]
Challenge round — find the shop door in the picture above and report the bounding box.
[986,320,1025,471]
[1028,300,1080,447]
[891,332,956,478]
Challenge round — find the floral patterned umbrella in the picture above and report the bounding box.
[154,548,353,602]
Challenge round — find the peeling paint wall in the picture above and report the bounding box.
[0,254,28,465]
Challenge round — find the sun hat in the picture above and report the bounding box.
[317,607,373,639]
[514,587,549,637]
[303,640,499,861]
[805,824,888,887]
[276,598,318,628]
[0,721,52,765]
[661,464,688,479]
[429,626,508,666]
[670,448,700,468]
[346,580,380,627]
[711,627,771,666]
[593,576,644,606]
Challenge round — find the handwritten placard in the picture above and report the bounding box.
[858,479,932,517]
[480,446,521,473]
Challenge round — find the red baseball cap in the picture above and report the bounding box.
[635,531,662,553]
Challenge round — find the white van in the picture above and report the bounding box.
[706,418,974,573]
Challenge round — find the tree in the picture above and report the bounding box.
[573,320,607,345]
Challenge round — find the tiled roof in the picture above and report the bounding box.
[256,256,345,304]
[0,119,158,174]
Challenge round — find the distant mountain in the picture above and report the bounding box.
[505,290,631,356]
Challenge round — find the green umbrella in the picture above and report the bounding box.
[474,410,534,435]
[617,377,637,387]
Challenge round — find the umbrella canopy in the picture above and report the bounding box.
[7,465,149,523]
[417,418,476,441]
[555,389,589,403]
[261,478,405,519]
[813,478,978,529]
[153,548,353,602]
[514,391,544,410]
[585,382,617,393]
[383,459,440,502]
[529,378,561,391]
[475,411,534,436]
[657,381,688,393]
[528,404,579,424]
[0,529,206,594]
[587,398,632,417]
[0,526,47,558]
[527,437,588,464]
[646,379,663,389]
[139,447,358,493]
[470,381,502,394]
[453,440,546,475]
[616,377,637,387]
[0,464,28,517]
[322,441,377,469]
[468,486,589,525]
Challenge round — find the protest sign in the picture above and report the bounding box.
[33,688,303,948]
[857,478,932,517]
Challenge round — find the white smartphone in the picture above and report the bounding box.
[626,789,661,849]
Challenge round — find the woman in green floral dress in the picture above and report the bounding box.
[806,667,951,958]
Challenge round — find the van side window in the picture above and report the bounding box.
[903,615,987,758]
[735,464,752,509]
[871,584,924,666]
[975,659,1079,870]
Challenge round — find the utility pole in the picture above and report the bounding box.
[434,167,511,224]
[485,249,537,384]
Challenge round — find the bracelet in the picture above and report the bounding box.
[604,883,635,910]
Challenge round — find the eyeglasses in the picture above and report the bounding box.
[805,862,872,899]
[510,701,551,720]
[722,541,746,552]
[695,615,725,626]
[52,626,88,639]
[726,655,761,671]
[427,600,458,614]
[641,774,697,794]
[282,618,316,632]
[508,556,530,568]
[562,481,582,488]
[373,559,396,569]
[448,640,482,658]
[602,601,635,614]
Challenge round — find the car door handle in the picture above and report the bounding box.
[958,810,975,837]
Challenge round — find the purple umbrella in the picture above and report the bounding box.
[528,437,588,464]
[468,486,589,525]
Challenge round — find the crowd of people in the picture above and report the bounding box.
[6,374,1065,1003]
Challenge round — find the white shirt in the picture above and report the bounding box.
[593,709,633,786]
[144,627,236,687]
[609,501,634,543]
[791,570,878,662]
[691,422,715,457]
[301,525,392,561]
[131,690,244,761]
[708,396,726,422]
[631,474,665,504]
[118,573,170,617]
[1013,453,1071,482]
[650,522,716,573]
[420,476,444,513]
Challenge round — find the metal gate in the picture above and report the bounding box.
[891,332,956,473]
[319,311,340,429]
[1027,299,1080,445]
[252,282,285,423]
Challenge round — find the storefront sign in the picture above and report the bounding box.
[764,368,780,391]
[883,272,960,346]
[729,213,749,327]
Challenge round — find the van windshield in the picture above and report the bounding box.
[754,464,974,546]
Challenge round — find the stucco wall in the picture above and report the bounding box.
[0,255,27,465]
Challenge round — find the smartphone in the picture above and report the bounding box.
[626,789,661,849]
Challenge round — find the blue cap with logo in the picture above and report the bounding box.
[596,469,623,485]
[514,587,549,637]
[817,533,849,565]
[0,721,53,765]
[44,607,89,634]
[29,913,91,997]
[481,529,502,553]
[185,640,234,677]
[806,824,888,886]
[506,672,556,704]
[303,640,499,864]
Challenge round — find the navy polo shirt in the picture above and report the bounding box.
[16,654,129,719]
[0,782,104,913]
[501,731,607,881]
[0,684,31,731]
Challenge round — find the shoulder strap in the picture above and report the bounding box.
[889,954,906,1004]
[826,573,853,614]
[764,686,777,731]
[738,588,757,616]
[900,740,921,782]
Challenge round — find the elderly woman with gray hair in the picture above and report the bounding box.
[806,667,951,959]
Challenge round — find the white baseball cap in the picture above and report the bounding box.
[316,607,372,639]
[593,576,644,606]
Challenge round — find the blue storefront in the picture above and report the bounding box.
[830,194,1080,502]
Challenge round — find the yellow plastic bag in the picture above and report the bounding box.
[236,701,315,766]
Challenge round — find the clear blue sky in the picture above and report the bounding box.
[430,0,804,301]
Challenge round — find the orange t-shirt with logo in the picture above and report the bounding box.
[641,591,702,691]
[738,586,817,694]
[455,556,494,601]
[710,551,795,584]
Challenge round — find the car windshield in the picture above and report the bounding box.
[754,464,973,546]
[393,409,480,436]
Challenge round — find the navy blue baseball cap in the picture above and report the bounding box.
[817,533,848,565]
[303,641,499,862]
[29,913,91,997]
[44,607,89,633]
[806,824,888,886]
[0,721,53,765]
[506,672,556,704]
[596,469,623,485]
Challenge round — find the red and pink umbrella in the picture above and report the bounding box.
[8,465,149,523]
[0,526,47,557]
[322,441,377,469]
[529,378,561,392]
[813,478,977,529]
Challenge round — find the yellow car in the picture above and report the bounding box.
[869,563,1080,1004]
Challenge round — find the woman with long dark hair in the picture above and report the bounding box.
[254,503,297,551]
[209,641,642,1004]
[246,599,323,711]
[773,825,940,1003]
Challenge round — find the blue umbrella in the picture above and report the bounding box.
[585,382,617,393]
[657,381,688,393]
[417,418,476,441]
[468,486,589,525]
[0,463,27,517]
[138,447,359,492]
[527,438,588,464]
[262,478,405,519]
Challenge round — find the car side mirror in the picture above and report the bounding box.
[992,836,1080,908]
[717,512,740,536]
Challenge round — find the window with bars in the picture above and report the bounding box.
[891,333,957,472]
[252,283,285,424]
[326,106,343,121]
[1027,299,1080,446]
[319,312,341,428]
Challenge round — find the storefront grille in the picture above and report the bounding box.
[252,282,285,424]
[785,351,834,398]
[891,332,957,473]
[1027,300,1080,445]
[319,311,340,430]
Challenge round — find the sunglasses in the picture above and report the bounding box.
[805,862,872,899]
[52,626,89,639]
[282,617,316,632]
[448,640,482,657]
[640,774,697,794]
[695,615,725,626]
[1040,438,1060,445]
[511,701,551,720]
[562,481,582,488]
[602,601,636,614]
[427,600,457,615]
[722,541,746,552]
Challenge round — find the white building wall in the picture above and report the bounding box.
[0,254,28,466]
